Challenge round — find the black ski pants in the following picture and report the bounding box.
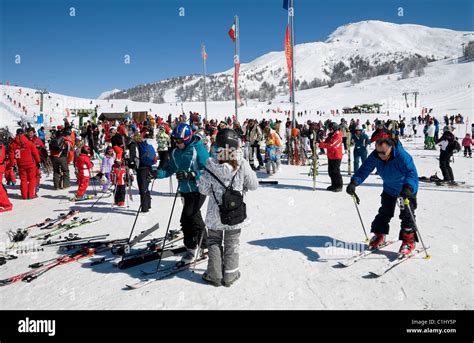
[180,192,207,250]
[328,159,343,188]
[371,192,418,241]
[439,151,454,181]
[136,166,151,212]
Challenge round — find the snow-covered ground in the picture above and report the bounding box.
[0,137,472,310]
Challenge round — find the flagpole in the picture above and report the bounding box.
[202,43,208,121]
[289,0,296,128]
[234,15,239,123]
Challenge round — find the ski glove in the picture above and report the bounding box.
[147,167,158,182]
[400,184,413,199]
[346,180,357,195]
[176,171,196,181]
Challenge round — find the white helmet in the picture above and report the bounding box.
[355,125,363,131]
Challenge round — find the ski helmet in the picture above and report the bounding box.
[443,126,451,132]
[81,145,91,155]
[355,125,363,131]
[328,122,339,131]
[215,128,240,149]
[171,123,193,145]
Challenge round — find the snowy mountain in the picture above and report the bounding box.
[1,58,473,128]
[106,20,473,103]
[97,89,121,100]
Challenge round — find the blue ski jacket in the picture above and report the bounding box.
[351,141,418,197]
[156,136,209,193]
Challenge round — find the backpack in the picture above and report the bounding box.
[448,139,461,154]
[204,167,247,226]
[49,136,64,152]
[138,141,156,167]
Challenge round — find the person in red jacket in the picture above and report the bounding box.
[319,122,343,192]
[9,129,41,199]
[74,145,93,200]
[0,137,13,212]
[4,146,16,186]
[111,159,127,206]
[26,127,47,193]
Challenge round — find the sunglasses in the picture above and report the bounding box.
[173,138,185,144]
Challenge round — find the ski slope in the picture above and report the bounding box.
[0,138,472,310]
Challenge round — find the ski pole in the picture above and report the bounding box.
[398,197,431,259]
[91,177,98,195]
[155,186,180,273]
[351,193,369,242]
[90,183,114,208]
[192,228,207,273]
[127,204,142,244]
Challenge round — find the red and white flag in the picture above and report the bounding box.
[228,24,236,42]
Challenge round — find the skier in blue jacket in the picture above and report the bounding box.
[154,123,210,264]
[346,134,419,256]
[351,125,370,174]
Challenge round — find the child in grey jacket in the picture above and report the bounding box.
[197,128,258,287]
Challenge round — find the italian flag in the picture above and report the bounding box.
[228,24,236,42]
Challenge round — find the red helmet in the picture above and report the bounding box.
[81,145,91,154]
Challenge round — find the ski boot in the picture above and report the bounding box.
[177,248,197,267]
[399,231,416,256]
[368,233,386,250]
[223,271,241,287]
[202,272,222,287]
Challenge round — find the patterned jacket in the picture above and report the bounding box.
[197,153,258,231]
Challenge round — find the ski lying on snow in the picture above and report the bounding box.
[125,253,208,290]
[337,240,398,267]
[368,247,430,277]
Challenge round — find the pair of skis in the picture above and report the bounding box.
[30,217,101,240]
[337,240,429,277]
[0,247,105,286]
[7,210,80,245]
[69,193,112,202]
[116,231,184,269]
[125,252,209,290]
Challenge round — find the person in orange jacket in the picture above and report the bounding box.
[319,122,343,192]
[63,128,75,164]
[9,128,41,199]
[74,145,93,200]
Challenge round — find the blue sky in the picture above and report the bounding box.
[0,0,472,98]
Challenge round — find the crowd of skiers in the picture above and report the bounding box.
[0,109,472,286]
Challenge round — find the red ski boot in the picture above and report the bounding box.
[368,233,386,250]
[399,231,416,256]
